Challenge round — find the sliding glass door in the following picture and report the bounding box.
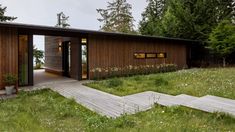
[81,44,87,79]
[18,34,33,86]
[19,35,29,86]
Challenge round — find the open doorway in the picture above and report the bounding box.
[33,35,73,85]
[18,34,88,87]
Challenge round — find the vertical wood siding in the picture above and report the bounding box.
[0,27,18,89]
[88,34,187,79]
[44,36,79,80]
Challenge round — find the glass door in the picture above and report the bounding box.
[81,44,87,79]
[19,35,29,86]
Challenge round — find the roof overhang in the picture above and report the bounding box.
[0,22,201,44]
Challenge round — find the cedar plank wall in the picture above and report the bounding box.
[88,34,187,79]
[70,37,79,80]
[44,36,69,75]
[44,36,79,80]
[0,27,18,90]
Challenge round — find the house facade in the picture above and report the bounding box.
[0,22,198,89]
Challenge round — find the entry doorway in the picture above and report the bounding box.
[18,35,89,87]
[62,41,71,77]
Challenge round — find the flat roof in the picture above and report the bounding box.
[0,22,199,43]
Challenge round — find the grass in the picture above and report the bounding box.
[86,68,235,99]
[0,89,235,131]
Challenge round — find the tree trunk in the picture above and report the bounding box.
[223,57,226,67]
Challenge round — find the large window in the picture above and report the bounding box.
[134,52,167,59]
[81,38,88,79]
[19,35,29,86]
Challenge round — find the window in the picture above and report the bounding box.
[134,52,167,59]
[146,53,157,58]
[81,38,87,44]
[134,53,145,59]
[157,53,167,58]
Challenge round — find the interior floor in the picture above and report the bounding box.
[34,69,74,85]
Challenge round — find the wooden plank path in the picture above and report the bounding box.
[23,80,235,118]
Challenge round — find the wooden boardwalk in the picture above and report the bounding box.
[24,80,235,118]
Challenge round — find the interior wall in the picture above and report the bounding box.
[0,27,18,90]
[44,36,69,75]
[44,36,79,80]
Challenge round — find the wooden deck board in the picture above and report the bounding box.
[22,80,235,118]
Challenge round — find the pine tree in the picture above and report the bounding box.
[97,0,135,33]
[139,0,235,40]
[55,12,70,28]
[139,0,167,35]
[0,4,17,22]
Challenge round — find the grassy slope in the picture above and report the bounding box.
[0,89,234,131]
[86,68,235,99]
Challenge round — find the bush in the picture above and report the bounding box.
[90,64,178,80]
[155,78,169,86]
[3,73,18,86]
[34,63,42,69]
[106,78,123,88]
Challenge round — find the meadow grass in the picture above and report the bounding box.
[0,89,234,131]
[86,68,235,99]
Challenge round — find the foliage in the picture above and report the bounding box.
[0,89,234,131]
[106,78,123,88]
[87,68,235,99]
[55,12,70,28]
[139,0,168,36]
[139,0,235,41]
[33,46,44,69]
[90,64,177,80]
[209,20,235,66]
[3,73,18,86]
[0,4,17,22]
[154,78,168,86]
[97,0,136,33]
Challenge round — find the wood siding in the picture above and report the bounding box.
[70,37,80,80]
[88,34,188,79]
[0,27,18,89]
[44,36,69,74]
[44,36,80,80]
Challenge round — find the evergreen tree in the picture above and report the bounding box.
[166,0,235,40]
[139,0,167,35]
[97,0,135,33]
[139,0,235,40]
[55,12,70,28]
[209,20,235,67]
[0,4,17,22]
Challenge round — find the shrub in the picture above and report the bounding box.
[155,78,169,86]
[3,73,18,86]
[90,64,178,80]
[106,78,123,88]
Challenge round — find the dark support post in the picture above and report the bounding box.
[78,37,82,80]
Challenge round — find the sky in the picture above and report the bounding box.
[1,0,147,50]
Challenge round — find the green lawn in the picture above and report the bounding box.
[86,68,235,99]
[0,89,234,131]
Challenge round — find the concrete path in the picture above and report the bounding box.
[22,80,235,118]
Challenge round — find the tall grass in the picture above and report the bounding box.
[0,89,234,131]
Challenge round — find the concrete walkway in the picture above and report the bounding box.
[23,80,235,118]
